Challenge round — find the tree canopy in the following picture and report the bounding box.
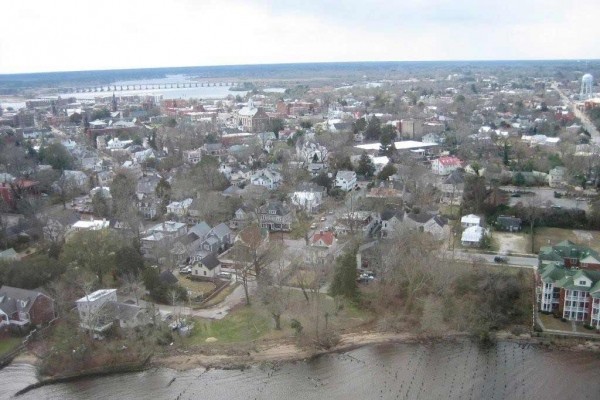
[61,230,122,284]
[39,143,73,170]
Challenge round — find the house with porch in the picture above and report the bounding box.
[257,201,293,232]
[538,262,600,329]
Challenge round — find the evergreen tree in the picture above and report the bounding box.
[356,152,375,177]
[365,116,382,140]
[329,251,358,300]
[503,142,510,166]
[377,163,397,181]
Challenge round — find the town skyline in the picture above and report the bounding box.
[3,0,600,74]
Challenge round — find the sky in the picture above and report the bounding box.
[2,0,600,74]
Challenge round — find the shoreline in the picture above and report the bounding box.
[9,329,600,396]
[150,329,600,371]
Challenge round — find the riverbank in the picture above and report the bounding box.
[10,328,600,396]
[153,329,595,371]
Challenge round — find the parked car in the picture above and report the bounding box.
[310,223,317,229]
[494,256,508,263]
[180,266,192,274]
[320,217,326,221]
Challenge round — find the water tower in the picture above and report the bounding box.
[581,73,593,99]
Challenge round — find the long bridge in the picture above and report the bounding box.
[64,82,241,93]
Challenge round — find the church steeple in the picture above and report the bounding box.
[111,93,117,112]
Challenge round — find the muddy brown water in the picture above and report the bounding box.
[2,340,599,400]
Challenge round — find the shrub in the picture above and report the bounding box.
[511,325,528,336]
[583,324,594,330]
[561,317,567,322]
[290,319,303,335]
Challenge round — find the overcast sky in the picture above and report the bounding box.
[2,0,600,74]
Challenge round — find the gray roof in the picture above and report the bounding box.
[201,253,221,270]
[295,182,326,193]
[381,209,403,221]
[0,286,51,314]
[432,215,448,227]
[210,223,232,239]
[443,169,465,185]
[136,175,161,194]
[189,222,211,239]
[204,236,219,245]
[258,200,291,216]
[406,212,434,224]
[336,170,356,181]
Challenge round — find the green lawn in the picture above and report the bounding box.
[185,306,271,345]
[0,337,22,356]
[184,289,372,346]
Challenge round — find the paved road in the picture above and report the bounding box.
[120,280,253,320]
[553,82,600,144]
[448,250,538,269]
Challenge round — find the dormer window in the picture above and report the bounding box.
[269,210,276,215]
[579,280,587,286]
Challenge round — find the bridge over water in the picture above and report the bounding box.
[65,82,241,93]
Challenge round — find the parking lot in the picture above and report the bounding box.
[502,186,590,212]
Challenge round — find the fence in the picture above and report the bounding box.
[0,318,58,370]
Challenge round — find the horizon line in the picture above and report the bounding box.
[1,58,600,77]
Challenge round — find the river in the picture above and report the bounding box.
[2,340,599,399]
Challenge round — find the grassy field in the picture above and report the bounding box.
[533,227,600,253]
[0,337,22,356]
[538,313,600,334]
[185,305,271,345]
[178,277,216,298]
[184,289,372,346]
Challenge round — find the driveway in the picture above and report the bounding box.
[120,280,254,321]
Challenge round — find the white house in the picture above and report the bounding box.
[106,138,133,150]
[335,170,357,191]
[166,198,193,217]
[461,225,485,246]
[191,253,222,278]
[461,214,481,228]
[75,289,117,332]
[290,183,326,213]
[431,156,462,175]
[250,168,282,190]
[71,219,110,231]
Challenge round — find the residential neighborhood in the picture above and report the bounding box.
[2,53,600,396]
